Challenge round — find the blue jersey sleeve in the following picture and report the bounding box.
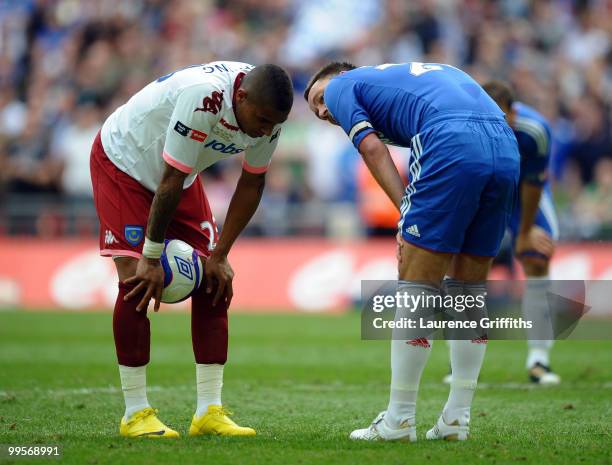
[324,77,376,150]
[514,119,551,187]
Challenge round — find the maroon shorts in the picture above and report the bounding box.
[90,132,217,259]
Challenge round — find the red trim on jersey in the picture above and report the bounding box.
[242,160,268,174]
[232,72,247,133]
[232,72,246,101]
[220,118,240,131]
[163,151,193,173]
[101,249,143,259]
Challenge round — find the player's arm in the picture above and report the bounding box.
[206,169,266,305]
[125,83,214,311]
[358,133,405,210]
[515,129,553,258]
[518,182,542,237]
[516,181,553,258]
[124,163,188,312]
[323,79,404,209]
[205,128,280,305]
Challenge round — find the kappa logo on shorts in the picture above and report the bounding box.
[124,225,144,246]
[104,230,118,245]
[174,121,208,143]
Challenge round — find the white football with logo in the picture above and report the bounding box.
[160,239,203,303]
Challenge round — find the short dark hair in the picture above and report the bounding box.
[243,64,294,113]
[303,61,356,101]
[482,80,515,111]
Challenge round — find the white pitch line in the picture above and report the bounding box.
[0,385,191,397]
[1,381,611,397]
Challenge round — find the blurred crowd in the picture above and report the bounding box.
[0,0,610,239]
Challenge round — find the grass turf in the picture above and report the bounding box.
[0,311,610,465]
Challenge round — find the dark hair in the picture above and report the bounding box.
[482,80,515,111]
[303,61,356,101]
[242,64,294,114]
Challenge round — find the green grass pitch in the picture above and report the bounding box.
[0,311,610,465]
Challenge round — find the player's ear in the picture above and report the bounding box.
[235,88,248,103]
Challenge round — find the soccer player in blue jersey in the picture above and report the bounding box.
[305,62,520,441]
[483,81,560,385]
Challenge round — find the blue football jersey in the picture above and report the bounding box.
[513,102,552,187]
[323,62,504,149]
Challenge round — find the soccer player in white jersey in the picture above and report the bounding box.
[90,61,293,437]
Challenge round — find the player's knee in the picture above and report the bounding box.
[520,256,549,277]
[114,256,138,282]
[448,254,493,281]
[398,240,451,283]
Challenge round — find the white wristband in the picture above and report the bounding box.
[142,237,164,259]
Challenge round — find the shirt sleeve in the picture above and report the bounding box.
[163,84,218,174]
[323,77,376,149]
[515,123,551,187]
[242,125,283,174]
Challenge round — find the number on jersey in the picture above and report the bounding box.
[374,62,444,76]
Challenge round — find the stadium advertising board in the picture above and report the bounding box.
[0,239,611,313]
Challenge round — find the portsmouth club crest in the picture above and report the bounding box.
[124,225,144,246]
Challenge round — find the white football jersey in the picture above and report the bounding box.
[100,61,282,191]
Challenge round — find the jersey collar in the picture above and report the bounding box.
[231,72,246,133]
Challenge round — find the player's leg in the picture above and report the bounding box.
[90,132,178,438]
[167,178,254,436]
[350,241,452,442]
[113,257,150,418]
[351,128,489,442]
[387,243,451,429]
[426,118,519,441]
[426,254,491,441]
[517,190,560,384]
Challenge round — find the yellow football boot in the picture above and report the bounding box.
[119,407,179,438]
[189,405,256,437]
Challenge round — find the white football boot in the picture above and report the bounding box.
[426,415,469,441]
[349,411,416,442]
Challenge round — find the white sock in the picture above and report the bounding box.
[386,281,437,428]
[442,280,488,426]
[195,363,224,417]
[527,347,551,368]
[444,340,486,426]
[387,339,429,428]
[119,365,150,420]
[523,276,554,368]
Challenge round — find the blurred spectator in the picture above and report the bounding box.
[572,157,612,239]
[357,148,409,237]
[51,102,101,199]
[0,0,610,239]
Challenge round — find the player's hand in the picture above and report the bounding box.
[205,252,234,306]
[124,257,164,312]
[516,226,554,259]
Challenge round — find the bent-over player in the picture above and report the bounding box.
[90,61,292,437]
[305,62,519,441]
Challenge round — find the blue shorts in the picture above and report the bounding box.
[508,185,559,248]
[399,114,520,257]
